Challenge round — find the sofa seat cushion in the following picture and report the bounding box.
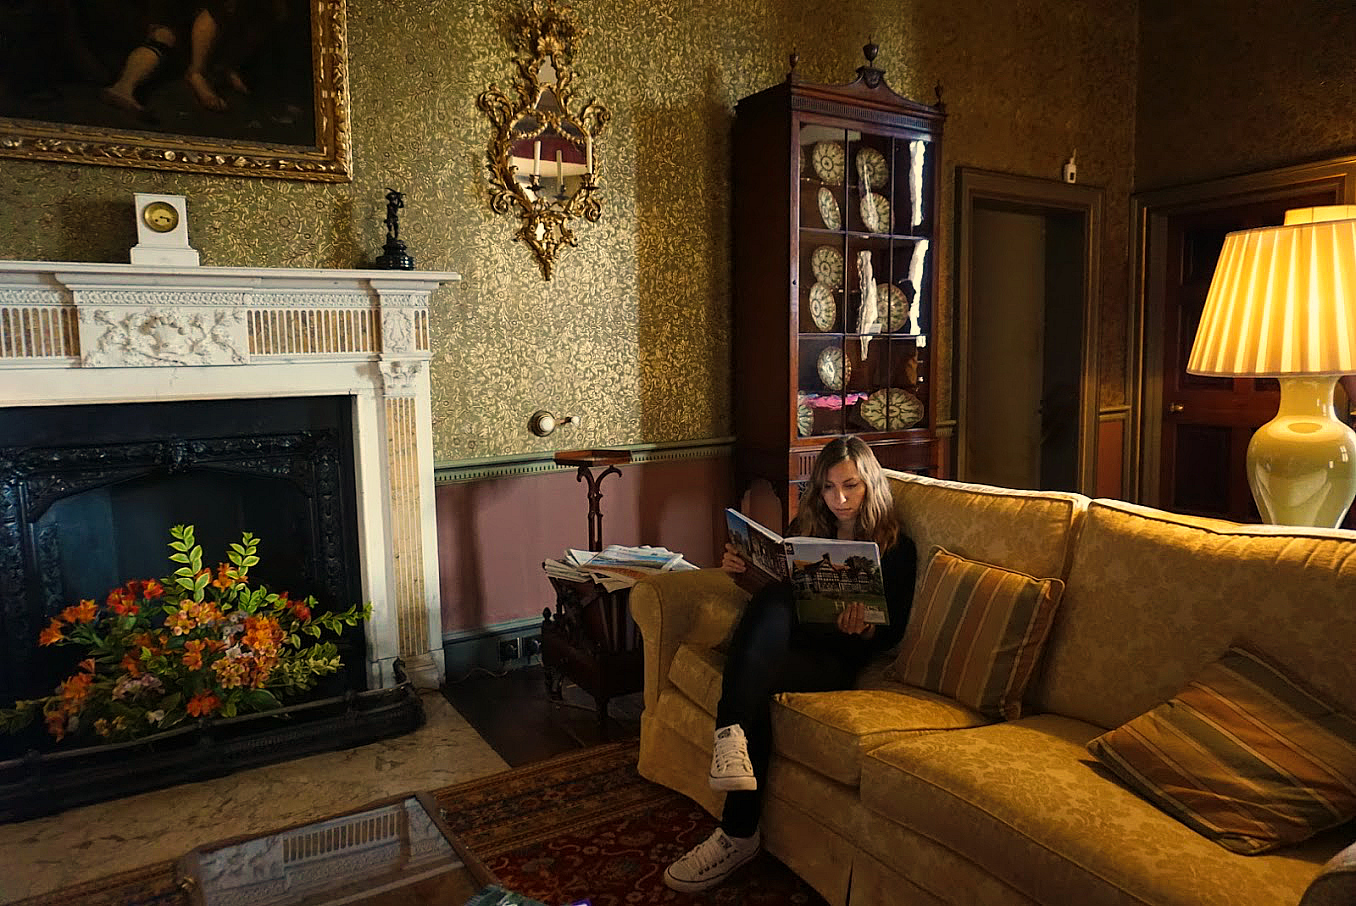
[860,714,1346,906]
[773,685,990,786]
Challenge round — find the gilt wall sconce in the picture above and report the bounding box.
[477,0,611,280]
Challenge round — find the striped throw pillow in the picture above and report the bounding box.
[1088,647,1356,855]
[892,547,1064,721]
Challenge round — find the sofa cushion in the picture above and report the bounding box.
[1030,499,1356,731]
[772,684,989,786]
[667,641,725,717]
[885,471,1087,600]
[860,714,1346,906]
[893,547,1064,720]
[1088,646,1356,855]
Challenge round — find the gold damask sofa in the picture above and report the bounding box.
[629,471,1356,906]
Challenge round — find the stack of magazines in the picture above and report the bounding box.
[542,544,698,591]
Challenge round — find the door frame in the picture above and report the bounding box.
[1130,157,1356,505]
[956,167,1104,493]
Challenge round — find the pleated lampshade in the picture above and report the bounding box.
[1187,205,1356,377]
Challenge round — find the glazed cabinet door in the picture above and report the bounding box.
[794,121,936,458]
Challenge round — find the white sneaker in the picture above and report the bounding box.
[663,827,761,892]
[709,724,757,791]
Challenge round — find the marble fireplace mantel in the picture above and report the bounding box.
[0,260,460,690]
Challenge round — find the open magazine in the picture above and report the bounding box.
[724,509,888,625]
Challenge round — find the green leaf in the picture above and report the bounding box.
[169,552,190,563]
[243,689,280,712]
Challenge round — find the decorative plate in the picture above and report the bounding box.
[856,147,888,190]
[878,283,910,333]
[860,193,891,233]
[797,397,814,437]
[811,141,845,185]
[808,282,836,331]
[816,347,851,391]
[810,246,845,288]
[817,188,841,230]
[860,388,924,430]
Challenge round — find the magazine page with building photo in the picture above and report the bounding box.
[785,539,889,625]
[724,508,792,593]
[724,509,886,624]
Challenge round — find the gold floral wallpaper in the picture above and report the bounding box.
[1136,0,1356,193]
[0,0,1139,461]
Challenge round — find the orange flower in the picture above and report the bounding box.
[78,658,95,674]
[119,653,142,676]
[45,708,68,741]
[58,671,93,707]
[211,563,236,590]
[61,599,98,624]
[186,692,220,717]
[182,639,206,670]
[143,579,164,599]
[290,600,312,622]
[38,618,65,646]
[108,591,140,616]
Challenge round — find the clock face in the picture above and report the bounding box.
[142,201,180,233]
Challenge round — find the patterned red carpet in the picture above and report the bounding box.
[11,740,825,906]
[437,740,826,905]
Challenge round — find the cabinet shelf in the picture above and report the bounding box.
[734,56,945,523]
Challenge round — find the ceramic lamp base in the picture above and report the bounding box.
[1247,375,1356,528]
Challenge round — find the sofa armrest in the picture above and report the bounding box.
[1300,841,1356,906]
[629,569,748,712]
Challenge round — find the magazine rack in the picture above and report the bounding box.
[540,576,643,732]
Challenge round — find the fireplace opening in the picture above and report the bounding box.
[0,396,365,756]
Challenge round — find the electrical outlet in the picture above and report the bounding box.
[498,638,520,661]
[522,636,542,658]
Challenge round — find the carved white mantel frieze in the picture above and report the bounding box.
[81,306,250,367]
[0,260,460,690]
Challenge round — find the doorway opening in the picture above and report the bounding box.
[956,168,1103,493]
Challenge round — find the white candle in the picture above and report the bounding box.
[556,150,564,186]
[586,135,593,174]
[533,141,541,176]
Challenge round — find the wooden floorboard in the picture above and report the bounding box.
[441,664,642,767]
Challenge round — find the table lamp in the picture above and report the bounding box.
[1187,205,1356,527]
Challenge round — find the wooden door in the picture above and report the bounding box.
[1153,186,1346,522]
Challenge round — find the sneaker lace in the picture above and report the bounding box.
[712,730,752,775]
[686,831,734,872]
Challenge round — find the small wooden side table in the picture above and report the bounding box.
[542,449,642,731]
[553,448,633,552]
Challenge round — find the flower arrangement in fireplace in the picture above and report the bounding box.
[0,525,370,745]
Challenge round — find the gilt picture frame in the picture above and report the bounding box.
[0,0,351,182]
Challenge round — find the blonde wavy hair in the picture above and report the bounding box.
[789,435,899,550]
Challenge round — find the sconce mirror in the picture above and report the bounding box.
[478,1,611,280]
